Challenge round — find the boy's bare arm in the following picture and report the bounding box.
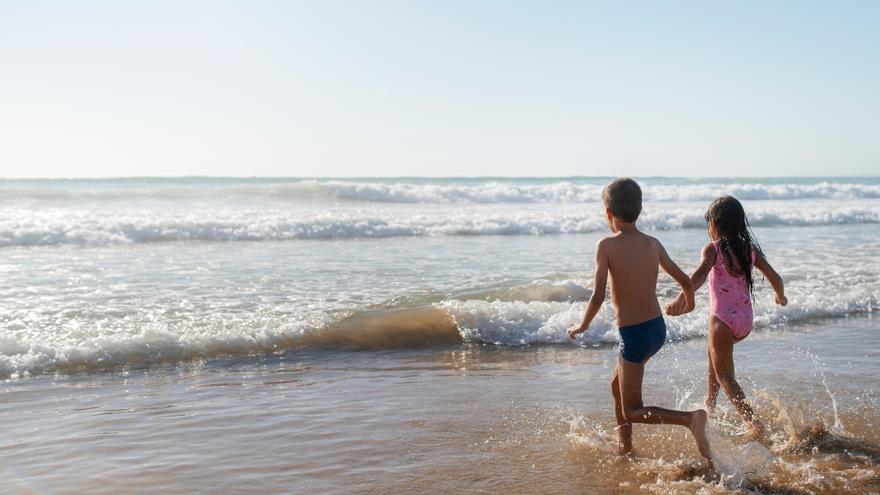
[754,251,787,306]
[568,240,609,339]
[658,241,695,313]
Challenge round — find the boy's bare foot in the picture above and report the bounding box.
[615,424,633,456]
[689,409,712,462]
[615,443,633,456]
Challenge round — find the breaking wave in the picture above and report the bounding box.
[302,180,880,203]
[2,203,879,246]
[1,276,875,378]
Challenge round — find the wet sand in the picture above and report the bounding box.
[1,316,878,494]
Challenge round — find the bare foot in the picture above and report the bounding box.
[689,409,713,462]
[615,424,633,456]
[615,443,633,456]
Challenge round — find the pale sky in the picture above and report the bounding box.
[1,1,878,178]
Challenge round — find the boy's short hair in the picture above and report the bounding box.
[602,178,642,223]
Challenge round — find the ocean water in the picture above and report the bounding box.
[1,177,878,493]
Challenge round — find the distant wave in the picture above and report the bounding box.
[307,180,880,204]
[1,204,878,246]
[2,179,880,205]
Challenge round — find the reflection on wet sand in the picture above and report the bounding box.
[0,320,877,494]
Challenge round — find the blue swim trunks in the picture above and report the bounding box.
[618,315,667,364]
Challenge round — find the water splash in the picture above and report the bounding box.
[792,347,845,434]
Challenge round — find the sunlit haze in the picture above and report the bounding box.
[1,1,878,178]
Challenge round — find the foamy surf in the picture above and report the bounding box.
[438,279,878,347]
[2,202,879,246]
[2,177,878,389]
[2,177,880,247]
[1,279,876,378]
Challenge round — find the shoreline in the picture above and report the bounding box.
[3,309,874,382]
[2,316,877,494]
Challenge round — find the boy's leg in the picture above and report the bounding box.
[610,364,632,454]
[706,345,720,410]
[708,318,765,440]
[618,358,691,426]
[618,357,712,460]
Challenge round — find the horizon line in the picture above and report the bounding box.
[2,174,878,181]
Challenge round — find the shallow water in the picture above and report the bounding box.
[1,318,877,494]
[1,177,878,493]
[2,177,879,376]
[2,223,877,376]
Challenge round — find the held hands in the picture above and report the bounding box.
[775,293,788,306]
[664,292,691,316]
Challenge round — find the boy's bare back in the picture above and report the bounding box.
[599,229,665,327]
[567,178,709,463]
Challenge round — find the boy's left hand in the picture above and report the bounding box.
[567,324,586,340]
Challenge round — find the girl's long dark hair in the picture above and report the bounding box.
[705,196,762,296]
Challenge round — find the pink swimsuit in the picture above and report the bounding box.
[708,241,756,340]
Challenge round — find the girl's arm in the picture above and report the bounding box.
[658,242,695,313]
[690,243,716,291]
[754,250,787,306]
[568,239,609,339]
[666,243,714,315]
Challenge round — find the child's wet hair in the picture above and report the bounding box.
[602,178,642,223]
[705,195,762,295]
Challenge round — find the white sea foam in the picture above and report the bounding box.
[1,201,878,246]
[318,180,880,203]
[0,309,333,378]
[437,276,879,346]
[1,177,877,377]
[0,265,875,377]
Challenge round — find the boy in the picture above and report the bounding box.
[567,178,711,462]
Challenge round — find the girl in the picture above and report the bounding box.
[666,196,786,441]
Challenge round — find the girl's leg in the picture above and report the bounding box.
[706,344,720,411]
[617,357,711,460]
[708,317,765,440]
[610,364,632,454]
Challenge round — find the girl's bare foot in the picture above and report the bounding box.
[747,420,769,445]
[689,409,713,462]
